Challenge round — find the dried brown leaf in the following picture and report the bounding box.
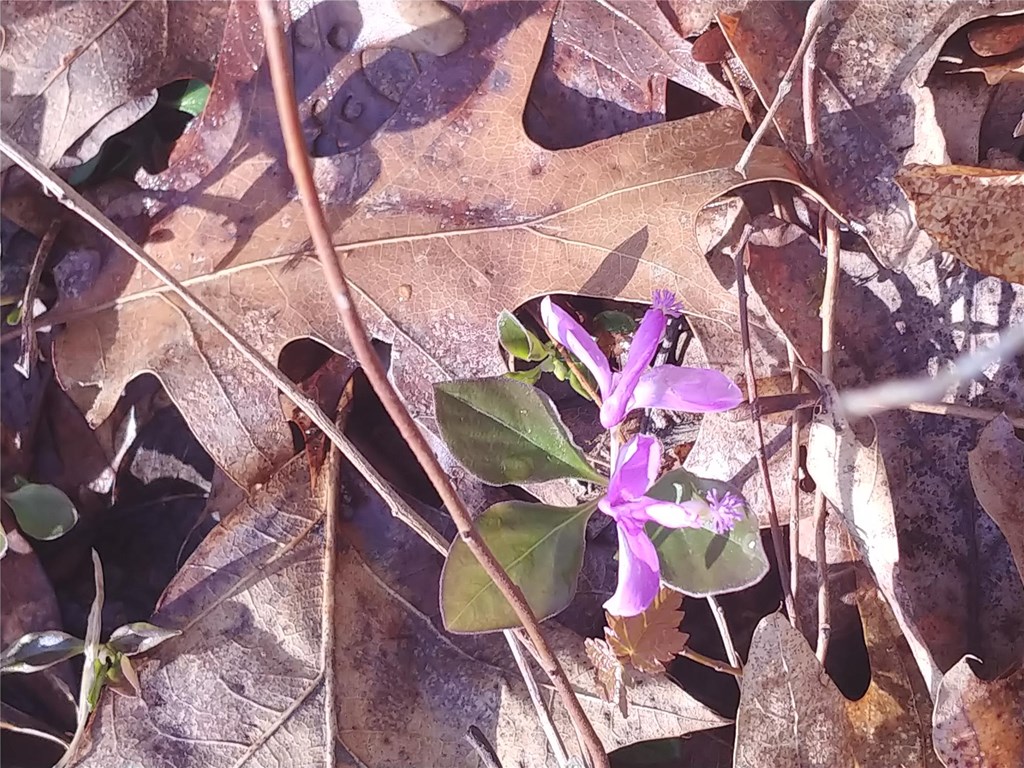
[49,2,812,495]
[897,164,1024,284]
[734,613,856,767]
[605,587,688,674]
[933,657,1024,767]
[584,636,625,707]
[968,414,1024,584]
[967,16,1024,56]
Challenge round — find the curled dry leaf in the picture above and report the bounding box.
[72,454,727,768]
[734,613,855,767]
[968,414,1024,583]
[896,164,1024,285]
[932,657,1024,768]
[49,1,815,495]
[720,0,1021,268]
[605,587,688,674]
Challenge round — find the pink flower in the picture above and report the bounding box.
[599,435,705,617]
[539,291,742,428]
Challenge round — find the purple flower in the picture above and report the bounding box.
[540,292,743,428]
[599,434,704,617]
[706,489,744,534]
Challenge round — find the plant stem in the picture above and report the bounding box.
[254,4,608,767]
[679,647,742,678]
[16,220,60,377]
[706,595,741,670]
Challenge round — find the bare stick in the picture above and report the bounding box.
[734,0,834,175]
[901,401,1024,429]
[814,215,841,664]
[706,595,742,670]
[679,647,742,678]
[506,631,570,767]
[16,220,60,377]
[465,725,504,768]
[788,344,803,612]
[732,231,797,624]
[255,5,607,766]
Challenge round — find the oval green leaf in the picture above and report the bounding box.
[497,310,548,362]
[434,377,604,485]
[3,483,79,541]
[441,500,598,633]
[1,630,85,673]
[645,469,768,597]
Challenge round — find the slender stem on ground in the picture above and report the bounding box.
[17,220,60,376]
[679,647,743,678]
[255,5,608,767]
[706,595,742,670]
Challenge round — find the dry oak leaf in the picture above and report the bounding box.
[968,414,1024,584]
[71,453,727,768]
[0,0,229,169]
[734,613,856,768]
[719,0,1022,269]
[50,1,814,493]
[896,164,1024,285]
[605,586,688,674]
[932,657,1024,768]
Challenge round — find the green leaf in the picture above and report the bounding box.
[505,366,543,386]
[441,500,598,632]
[1,630,85,673]
[434,377,604,485]
[168,79,210,117]
[3,483,79,541]
[594,310,637,335]
[107,622,181,656]
[645,469,768,596]
[497,311,547,362]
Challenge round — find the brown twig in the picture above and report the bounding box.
[788,345,803,613]
[732,227,797,625]
[679,646,743,678]
[733,0,834,175]
[16,220,61,377]
[900,401,1024,429]
[814,215,841,665]
[706,595,742,671]
[254,4,608,767]
[465,725,504,768]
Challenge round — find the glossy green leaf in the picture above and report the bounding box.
[107,622,181,656]
[497,310,548,362]
[1,630,85,673]
[441,500,598,632]
[3,483,79,541]
[505,366,543,386]
[645,469,768,597]
[434,377,604,485]
[168,79,210,117]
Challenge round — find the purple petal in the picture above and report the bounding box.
[539,298,612,397]
[651,289,684,318]
[599,307,667,427]
[706,489,745,534]
[607,434,662,504]
[630,365,743,414]
[641,499,704,529]
[604,526,661,617]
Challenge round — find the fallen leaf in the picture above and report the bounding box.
[968,414,1024,583]
[72,452,728,767]
[585,636,625,705]
[605,587,688,674]
[932,657,1024,767]
[734,612,856,767]
[720,0,1021,268]
[49,1,813,495]
[967,16,1024,56]
[896,164,1024,284]
[0,0,229,168]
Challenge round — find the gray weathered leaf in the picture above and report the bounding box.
[968,415,1024,584]
[0,631,84,674]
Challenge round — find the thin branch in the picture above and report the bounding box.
[734,0,834,175]
[814,215,841,664]
[732,229,797,625]
[706,595,742,671]
[679,647,742,678]
[255,5,607,767]
[506,632,569,767]
[465,725,504,768]
[900,401,1024,429]
[16,220,61,377]
[788,345,803,613]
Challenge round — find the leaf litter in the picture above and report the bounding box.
[1,1,1023,767]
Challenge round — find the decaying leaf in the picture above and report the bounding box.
[605,587,688,674]
[47,2,816,499]
[932,657,1024,768]
[897,164,1024,284]
[72,453,727,768]
[584,636,626,710]
[968,415,1024,582]
[720,0,1021,268]
[734,613,856,767]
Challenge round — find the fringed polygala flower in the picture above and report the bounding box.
[600,435,748,617]
[539,290,742,428]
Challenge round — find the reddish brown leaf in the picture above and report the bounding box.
[967,16,1024,57]
[605,587,688,674]
[585,636,626,707]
